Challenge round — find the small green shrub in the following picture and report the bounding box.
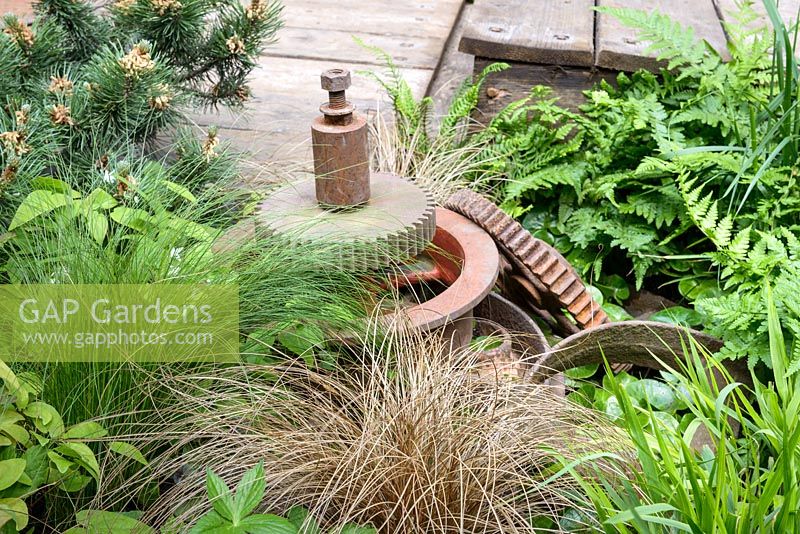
[0,361,145,533]
[554,288,800,532]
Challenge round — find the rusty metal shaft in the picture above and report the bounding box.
[313,68,370,208]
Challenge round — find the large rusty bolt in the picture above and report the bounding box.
[312,68,370,207]
[321,68,350,109]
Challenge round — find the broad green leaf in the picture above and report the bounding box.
[628,379,679,412]
[597,274,630,303]
[651,411,680,432]
[110,207,153,232]
[167,218,214,242]
[109,441,148,466]
[23,401,64,437]
[0,423,29,444]
[55,442,101,480]
[603,303,633,322]
[75,510,155,534]
[278,324,324,359]
[678,278,720,300]
[565,364,599,379]
[604,396,624,420]
[0,497,28,530]
[648,306,703,327]
[586,285,604,306]
[9,190,68,230]
[238,514,297,533]
[85,211,109,243]
[59,472,92,492]
[31,176,75,194]
[63,421,107,440]
[24,446,49,489]
[287,507,321,534]
[558,507,592,532]
[0,459,26,491]
[188,510,229,533]
[0,360,28,408]
[83,188,118,210]
[206,469,234,522]
[48,451,76,474]
[234,462,266,519]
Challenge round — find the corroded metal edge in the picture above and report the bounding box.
[444,189,608,329]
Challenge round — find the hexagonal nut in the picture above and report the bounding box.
[321,69,351,92]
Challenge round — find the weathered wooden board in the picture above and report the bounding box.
[191,56,432,162]
[283,0,461,39]
[472,58,618,121]
[596,0,730,71]
[191,0,462,164]
[459,0,595,67]
[714,0,800,31]
[265,27,446,70]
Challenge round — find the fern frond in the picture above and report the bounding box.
[596,6,721,74]
[504,161,587,199]
[439,62,508,139]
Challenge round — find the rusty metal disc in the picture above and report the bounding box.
[444,189,607,331]
[257,172,436,270]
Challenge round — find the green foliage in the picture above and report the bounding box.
[360,39,507,153]
[557,291,800,532]
[0,362,145,533]
[490,2,790,291]
[0,0,282,204]
[567,367,693,439]
[65,463,376,533]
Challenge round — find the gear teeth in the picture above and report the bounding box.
[261,174,436,271]
[445,189,608,332]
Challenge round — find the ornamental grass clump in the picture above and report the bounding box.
[93,325,629,533]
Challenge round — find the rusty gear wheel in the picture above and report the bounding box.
[258,172,436,270]
[444,189,608,331]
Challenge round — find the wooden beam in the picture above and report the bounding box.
[596,0,730,71]
[471,58,618,125]
[459,0,595,67]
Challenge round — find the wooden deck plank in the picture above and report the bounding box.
[283,0,462,39]
[596,0,730,71]
[265,27,446,70]
[714,0,800,31]
[459,0,595,67]
[192,56,433,163]
[197,0,463,163]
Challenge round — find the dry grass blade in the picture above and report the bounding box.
[93,320,627,533]
[369,109,502,205]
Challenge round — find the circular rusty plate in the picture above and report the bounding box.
[399,208,500,332]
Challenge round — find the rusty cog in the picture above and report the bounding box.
[258,172,436,270]
[444,189,608,332]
